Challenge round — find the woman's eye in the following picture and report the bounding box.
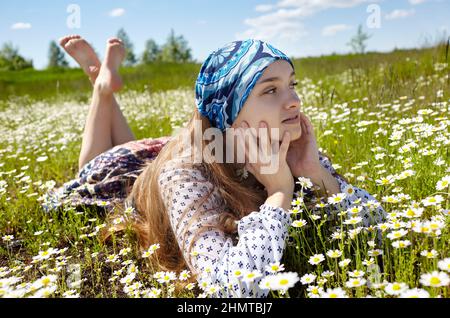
[265,82,298,94]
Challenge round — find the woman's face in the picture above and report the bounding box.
[231,60,302,142]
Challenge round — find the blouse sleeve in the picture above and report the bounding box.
[312,152,386,226]
[158,161,292,298]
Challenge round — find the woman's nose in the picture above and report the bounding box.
[284,91,301,110]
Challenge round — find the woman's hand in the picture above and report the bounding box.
[237,121,294,195]
[286,112,323,180]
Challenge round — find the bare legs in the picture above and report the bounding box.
[59,35,135,171]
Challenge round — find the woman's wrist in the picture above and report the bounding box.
[308,166,340,197]
[265,188,294,212]
[266,184,294,197]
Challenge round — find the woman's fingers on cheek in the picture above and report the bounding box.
[258,122,270,156]
[237,129,249,163]
[304,114,312,128]
[301,114,311,134]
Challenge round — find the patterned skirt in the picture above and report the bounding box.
[41,136,173,213]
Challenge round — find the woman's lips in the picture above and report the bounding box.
[282,115,300,124]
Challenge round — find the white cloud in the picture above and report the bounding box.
[236,20,308,42]
[255,4,274,12]
[385,9,415,20]
[109,8,125,17]
[408,0,427,5]
[276,0,374,16]
[322,24,352,36]
[238,0,374,46]
[11,22,32,30]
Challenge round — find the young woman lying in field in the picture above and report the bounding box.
[42,35,385,297]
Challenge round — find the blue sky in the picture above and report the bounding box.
[1,0,449,69]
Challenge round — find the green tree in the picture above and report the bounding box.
[141,39,161,64]
[0,42,33,71]
[159,29,192,63]
[347,24,372,54]
[117,28,137,66]
[48,40,69,68]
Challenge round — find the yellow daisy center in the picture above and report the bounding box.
[42,278,51,286]
[430,277,440,285]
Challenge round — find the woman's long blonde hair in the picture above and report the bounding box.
[104,108,348,293]
[105,108,267,289]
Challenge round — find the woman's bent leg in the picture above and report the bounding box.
[78,87,114,171]
[111,95,135,146]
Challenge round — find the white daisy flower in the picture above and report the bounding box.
[437,258,450,272]
[384,282,408,295]
[267,272,299,291]
[387,229,408,240]
[346,206,363,215]
[296,177,313,189]
[348,270,365,278]
[232,269,244,279]
[156,271,176,284]
[419,271,450,287]
[179,270,191,281]
[328,193,347,204]
[241,270,263,284]
[420,249,438,259]
[392,240,411,249]
[320,287,348,298]
[345,278,366,288]
[308,254,325,265]
[339,259,351,268]
[258,276,273,290]
[292,219,307,228]
[300,273,317,285]
[321,271,335,278]
[421,195,444,206]
[342,184,356,197]
[307,285,323,298]
[368,249,383,257]
[402,207,423,218]
[436,176,450,190]
[399,288,430,298]
[265,262,285,274]
[344,216,363,225]
[326,249,342,258]
[412,221,432,234]
[120,273,136,285]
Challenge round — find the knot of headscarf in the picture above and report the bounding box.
[195,39,294,132]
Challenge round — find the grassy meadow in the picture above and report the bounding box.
[0,43,449,298]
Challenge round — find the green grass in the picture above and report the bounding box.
[0,62,200,105]
[0,43,449,298]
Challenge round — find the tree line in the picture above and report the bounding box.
[1,25,376,71]
[0,28,193,71]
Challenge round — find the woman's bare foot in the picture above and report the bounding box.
[95,38,125,95]
[59,35,101,85]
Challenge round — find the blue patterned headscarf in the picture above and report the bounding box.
[195,39,295,132]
